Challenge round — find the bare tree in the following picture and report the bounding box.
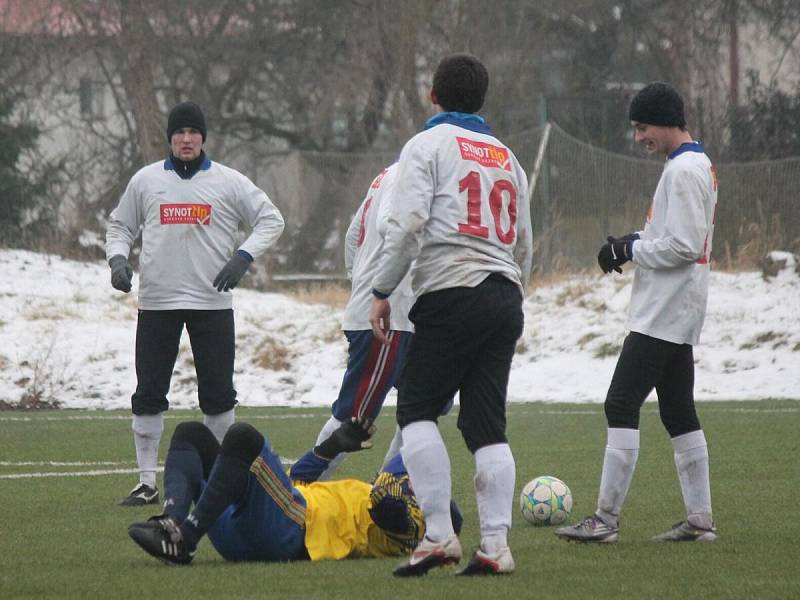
[118,1,165,164]
[3,0,798,265]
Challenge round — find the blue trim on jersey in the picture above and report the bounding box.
[236,249,254,263]
[372,288,390,300]
[626,232,640,260]
[424,112,492,134]
[163,154,213,172]
[289,451,332,483]
[668,141,705,160]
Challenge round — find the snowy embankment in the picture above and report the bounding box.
[0,249,797,409]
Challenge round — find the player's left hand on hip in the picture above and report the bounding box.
[313,416,377,460]
[213,253,250,292]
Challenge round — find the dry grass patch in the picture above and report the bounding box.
[318,322,343,344]
[555,280,593,306]
[716,215,799,272]
[87,350,118,363]
[593,342,621,359]
[577,332,601,348]
[739,331,788,350]
[107,293,138,321]
[252,335,293,370]
[285,283,350,308]
[529,268,593,292]
[23,300,82,320]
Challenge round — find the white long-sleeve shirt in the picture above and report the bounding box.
[342,164,413,331]
[628,143,718,345]
[372,118,533,297]
[106,157,284,310]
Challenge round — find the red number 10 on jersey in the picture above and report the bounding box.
[457,170,517,244]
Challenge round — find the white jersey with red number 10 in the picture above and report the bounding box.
[373,123,532,297]
[341,164,413,332]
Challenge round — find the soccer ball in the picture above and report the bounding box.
[519,475,573,526]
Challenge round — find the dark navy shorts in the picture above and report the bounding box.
[208,438,308,562]
[331,329,412,422]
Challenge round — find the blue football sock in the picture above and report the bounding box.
[162,440,206,522]
[180,453,253,551]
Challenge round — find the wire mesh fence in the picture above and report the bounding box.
[251,121,799,281]
[529,123,800,273]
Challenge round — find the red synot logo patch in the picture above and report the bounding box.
[160,204,212,225]
[456,137,511,171]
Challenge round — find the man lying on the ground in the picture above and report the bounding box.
[128,418,462,565]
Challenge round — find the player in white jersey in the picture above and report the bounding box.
[556,82,719,545]
[309,164,414,479]
[106,102,285,507]
[369,54,533,576]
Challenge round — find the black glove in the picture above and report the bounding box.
[597,235,635,274]
[313,417,376,460]
[213,253,250,292]
[109,255,133,293]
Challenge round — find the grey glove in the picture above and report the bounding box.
[213,253,250,292]
[313,417,376,460]
[109,255,133,293]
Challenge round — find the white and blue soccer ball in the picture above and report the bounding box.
[519,475,573,526]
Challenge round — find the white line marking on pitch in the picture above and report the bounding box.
[0,467,163,480]
[0,406,796,423]
[508,405,800,415]
[0,461,137,467]
[2,458,295,480]
[0,413,323,422]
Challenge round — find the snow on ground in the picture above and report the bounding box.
[0,249,797,410]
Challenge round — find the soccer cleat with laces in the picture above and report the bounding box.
[652,520,717,542]
[118,483,159,507]
[456,546,515,576]
[555,514,619,543]
[128,514,196,566]
[392,534,462,577]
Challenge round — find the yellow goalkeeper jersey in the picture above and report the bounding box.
[295,479,410,560]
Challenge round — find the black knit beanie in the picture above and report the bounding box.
[167,101,207,142]
[628,82,686,128]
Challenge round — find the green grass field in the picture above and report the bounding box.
[2,401,799,599]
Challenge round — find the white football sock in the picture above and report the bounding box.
[314,415,343,446]
[672,429,713,530]
[596,428,640,529]
[132,413,164,489]
[313,415,345,480]
[401,421,454,542]
[380,425,403,470]
[474,443,515,554]
[204,408,235,444]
